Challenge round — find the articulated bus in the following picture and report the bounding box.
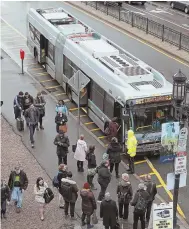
[27,7,176,156]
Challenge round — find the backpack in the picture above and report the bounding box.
[43,188,54,204]
[60,182,72,201]
[119,185,131,204]
[135,192,147,213]
[52,174,59,188]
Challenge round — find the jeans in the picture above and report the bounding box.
[98,184,108,201]
[129,156,135,173]
[11,187,23,208]
[110,162,119,176]
[87,175,94,187]
[77,161,83,170]
[14,107,21,119]
[39,114,43,127]
[58,155,67,165]
[133,212,145,229]
[29,124,36,144]
[1,200,7,215]
[58,193,64,207]
[119,203,129,219]
[64,201,75,217]
[81,213,91,225]
[146,201,153,222]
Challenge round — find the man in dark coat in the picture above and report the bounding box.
[131,183,150,229]
[1,179,10,219]
[57,164,68,208]
[144,174,157,227]
[8,166,28,213]
[55,111,68,133]
[100,192,118,229]
[13,91,24,119]
[97,161,111,202]
[23,92,33,118]
[34,92,46,130]
[80,182,97,228]
[24,104,40,148]
[86,145,97,190]
[60,171,78,219]
[54,131,70,165]
[107,137,121,178]
[117,173,133,220]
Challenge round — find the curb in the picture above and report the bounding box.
[66,2,189,66]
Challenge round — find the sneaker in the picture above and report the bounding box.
[116,174,120,179]
[59,205,64,209]
[40,126,44,130]
[31,144,34,148]
[71,216,77,220]
[16,208,21,213]
[97,200,102,203]
[87,225,94,229]
[14,201,18,206]
[40,216,44,221]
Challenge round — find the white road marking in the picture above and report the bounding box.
[124,4,189,31]
[182,24,189,28]
[150,9,173,16]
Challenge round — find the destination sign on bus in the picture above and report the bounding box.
[135,95,172,105]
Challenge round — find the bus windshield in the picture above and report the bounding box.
[132,105,175,133]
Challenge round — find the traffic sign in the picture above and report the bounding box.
[153,202,173,229]
[178,127,188,152]
[174,156,187,174]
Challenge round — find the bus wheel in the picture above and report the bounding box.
[67,87,73,102]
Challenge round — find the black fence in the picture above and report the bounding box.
[83,2,189,52]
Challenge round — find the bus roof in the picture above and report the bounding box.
[28,7,173,102]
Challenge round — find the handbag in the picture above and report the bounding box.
[43,188,54,204]
[92,211,98,224]
[72,144,77,152]
[87,168,96,176]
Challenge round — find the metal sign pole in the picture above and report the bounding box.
[77,73,80,140]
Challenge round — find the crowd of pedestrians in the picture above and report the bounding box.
[1,92,158,229]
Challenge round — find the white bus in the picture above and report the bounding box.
[27,7,175,155]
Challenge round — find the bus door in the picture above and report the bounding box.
[40,34,47,64]
[114,102,122,142]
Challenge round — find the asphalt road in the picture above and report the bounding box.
[121,2,189,34]
[1,1,189,225]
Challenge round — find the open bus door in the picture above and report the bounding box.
[40,34,47,64]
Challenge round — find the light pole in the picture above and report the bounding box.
[172,70,188,228]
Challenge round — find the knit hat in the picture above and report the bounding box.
[122,173,129,182]
[83,182,90,189]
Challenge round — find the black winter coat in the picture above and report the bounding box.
[34,96,46,116]
[80,189,97,215]
[100,199,118,227]
[97,164,111,187]
[107,142,121,164]
[54,133,70,157]
[55,113,68,125]
[117,181,133,204]
[24,107,40,125]
[57,170,68,189]
[23,95,34,110]
[144,181,157,202]
[86,150,97,169]
[60,178,78,203]
[131,189,150,212]
[8,170,28,191]
[1,184,10,201]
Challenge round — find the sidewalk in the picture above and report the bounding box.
[66,1,189,65]
[1,50,188,229]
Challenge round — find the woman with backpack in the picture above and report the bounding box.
[34,177,48,221]
[117,173,133,220]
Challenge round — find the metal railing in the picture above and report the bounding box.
[83,2,189,52]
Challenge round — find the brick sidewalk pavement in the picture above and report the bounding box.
[1,115,81,229]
